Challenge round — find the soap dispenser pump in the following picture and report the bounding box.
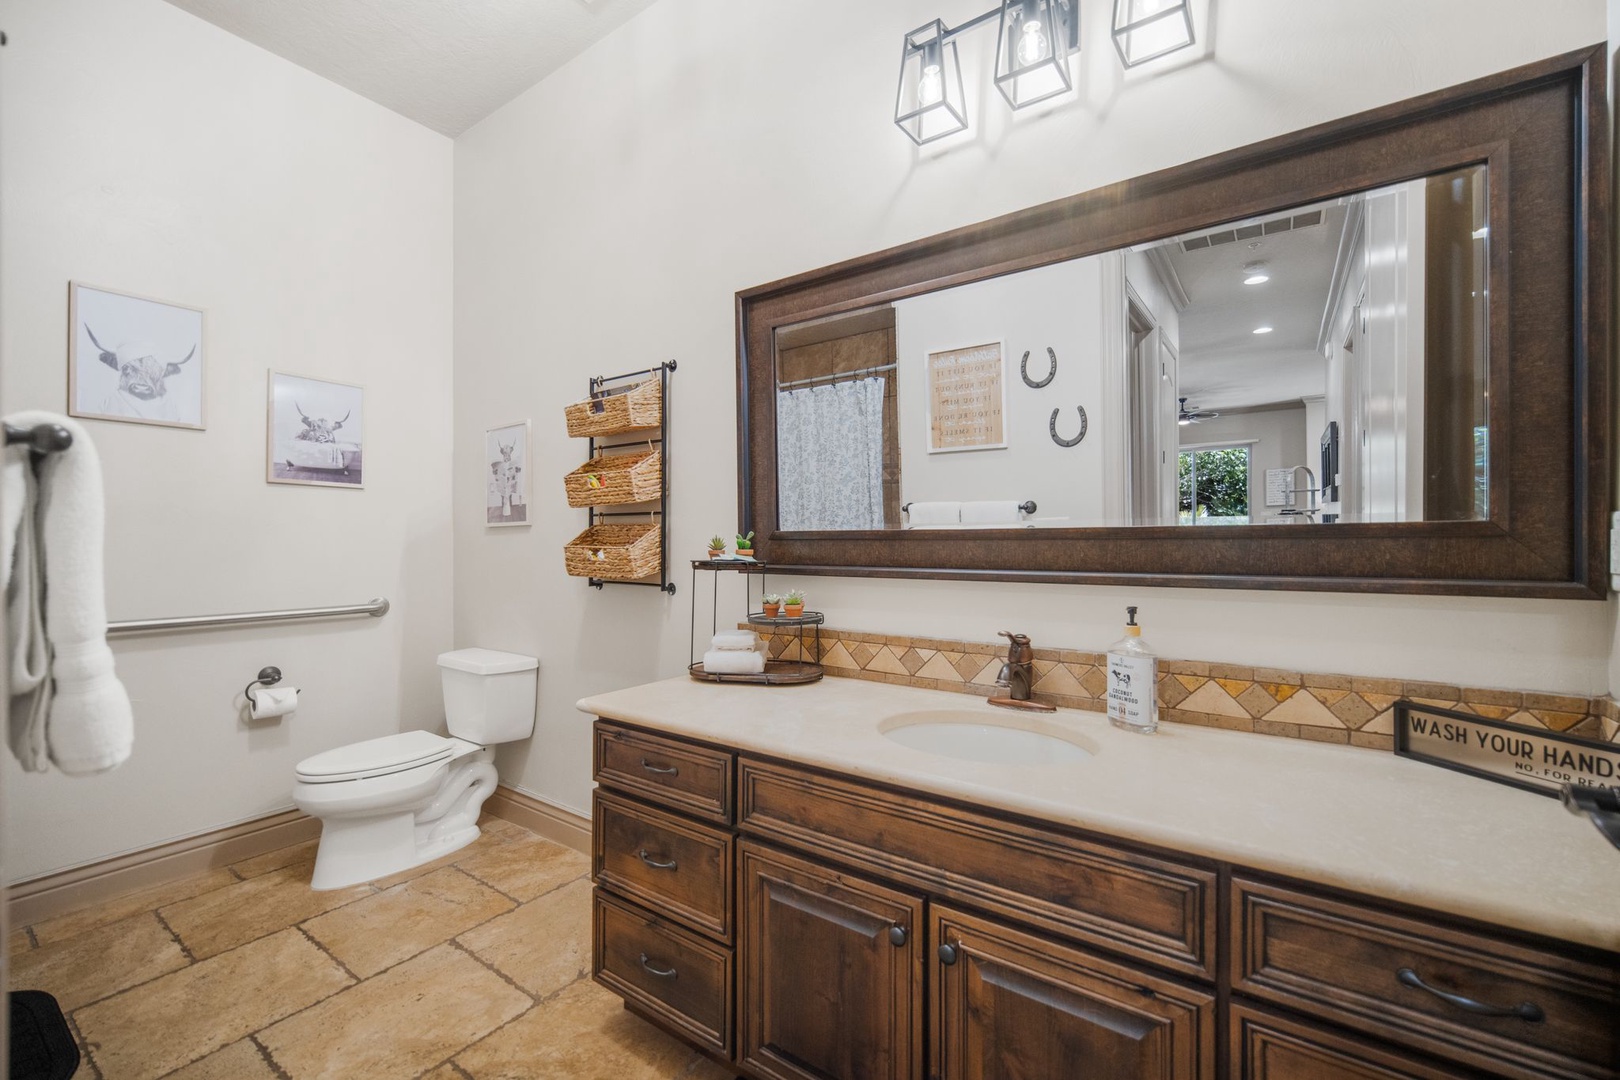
[1106,606,1158,734]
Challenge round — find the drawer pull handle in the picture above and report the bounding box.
[937,943,958,965]
[638,849,678,870]
[640,759,679,776]
[639,953,678,979]
[1396,968,1545,1022]
[888,925,908,947]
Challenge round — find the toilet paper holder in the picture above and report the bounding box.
[244,666,297,706]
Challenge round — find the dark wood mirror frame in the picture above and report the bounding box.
[736,47,1610,599]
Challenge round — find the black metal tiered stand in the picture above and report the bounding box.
[687,560,823,684]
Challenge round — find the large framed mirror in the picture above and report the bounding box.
[736,47,1609,598]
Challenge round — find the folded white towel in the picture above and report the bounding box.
[5,412,133,775]
[961,500,1024,525]
[905,501,960,526]
[702,648,766,675]
[711,630,759,652]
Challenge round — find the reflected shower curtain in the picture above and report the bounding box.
[777,377,885,531]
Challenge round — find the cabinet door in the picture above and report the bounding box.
[740,841,924,1080]
[1230,1003,1479,1080]
[932,904,1215,1080]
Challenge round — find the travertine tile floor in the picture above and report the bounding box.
[8,817,736,1079]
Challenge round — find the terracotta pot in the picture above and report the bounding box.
[762,603,781,618]
[736,548,754,558]
[784,603,804,618]
[708,548,724,558]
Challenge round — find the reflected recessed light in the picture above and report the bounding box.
[1244,273,1270,285]
[1253,326,1273,335]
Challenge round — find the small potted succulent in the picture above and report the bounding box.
[783,590,805,618]
[735,531,755,558]
[707,534,726,559]
[761,593,782,618]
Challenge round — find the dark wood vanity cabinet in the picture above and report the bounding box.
[589,719,1619,1080]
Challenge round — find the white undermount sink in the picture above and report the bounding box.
[879,709,1095,766]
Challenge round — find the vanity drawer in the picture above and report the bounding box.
[594,720,734,825]
[738,757,1216,979]
[1230,876,1620,1080]
[593,888,732,1058]
[593,789,733,942]
[1229,1002,1479,1080]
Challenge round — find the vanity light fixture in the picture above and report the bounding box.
[894,19,970,145]
[894,1,1078,144]
[1111,0,1196,68]
[993,0,1075,110]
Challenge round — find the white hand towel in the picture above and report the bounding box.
[702,648,766,675]
[5,411,133,775]
[960,501,1023,525]
[711,630,759,652]
[905,501,960,526]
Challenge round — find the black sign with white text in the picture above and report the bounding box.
[1394,701,1620,798]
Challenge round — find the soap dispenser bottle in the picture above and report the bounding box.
[1107,606,1158,734]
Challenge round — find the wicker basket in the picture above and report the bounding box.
[564,378,662,438]
[564,522,661,581]
[563,449,662,508]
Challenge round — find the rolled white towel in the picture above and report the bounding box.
[905,501,960,526]
[711,630,759,652]
[961,500,1023,525]
[702,648,766,675]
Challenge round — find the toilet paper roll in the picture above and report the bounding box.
[249,686,299,720]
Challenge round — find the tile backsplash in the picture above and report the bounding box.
[751,624,1620,750]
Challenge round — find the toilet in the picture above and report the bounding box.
[293,648,538,890]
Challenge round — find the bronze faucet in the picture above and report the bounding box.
[990,631,1055,713]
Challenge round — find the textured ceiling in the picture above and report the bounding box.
[162,0,661,136]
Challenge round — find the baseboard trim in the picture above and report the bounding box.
[8,808,322,927]
[484,784,590,855]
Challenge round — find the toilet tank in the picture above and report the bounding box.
[438,648,539,744]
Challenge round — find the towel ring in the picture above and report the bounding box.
[1021,348,1057,389]
[1050,406,1087,447]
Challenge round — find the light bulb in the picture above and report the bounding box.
[1017,18,1049,65]
[918,63,943,106]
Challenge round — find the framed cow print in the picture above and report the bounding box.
[68,282,206,430]
[267,372,364,489]
[485,420,531,526]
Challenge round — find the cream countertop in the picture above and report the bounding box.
[578,675,1620,954]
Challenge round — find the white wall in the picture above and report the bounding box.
[893,258,1106,525]
[456,0,1611,817]
[0,0,455,880]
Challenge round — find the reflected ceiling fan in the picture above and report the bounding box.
[1178,397,1220,426]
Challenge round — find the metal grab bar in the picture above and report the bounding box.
[107,597,389,636]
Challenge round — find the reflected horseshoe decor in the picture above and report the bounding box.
[1021,347,1057,389]
[1050,406,1087,447]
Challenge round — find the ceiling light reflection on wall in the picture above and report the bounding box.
[894,20,969,145]
[1253,326,1274,335]
[994,0,1074,110]
[1111,0,1195,68]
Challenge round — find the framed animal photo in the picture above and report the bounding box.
[267,372,364,488]
[68,282,206,429]
[485,421,531,526]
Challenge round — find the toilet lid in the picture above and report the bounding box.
[295,731,455,783]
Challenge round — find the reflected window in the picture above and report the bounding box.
[1179,446,1250,525]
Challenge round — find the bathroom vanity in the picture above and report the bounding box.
[582,677,1620,1080]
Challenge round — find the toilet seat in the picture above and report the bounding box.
[296,731,458,784]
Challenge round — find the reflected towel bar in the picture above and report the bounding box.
[107,597,390,636]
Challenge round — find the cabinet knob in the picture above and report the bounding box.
[937,943,958,965]
[888,925,908,947]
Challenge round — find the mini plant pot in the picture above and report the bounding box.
[784,603,804,618]
[736,548,754,559]
[708,548,724,559]
[762,602,781,618]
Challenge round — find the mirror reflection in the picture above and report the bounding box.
[774,165,1489,530]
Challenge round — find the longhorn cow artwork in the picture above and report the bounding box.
[485,421,531,526]
[268,372,365,488]
[69,282,206,429]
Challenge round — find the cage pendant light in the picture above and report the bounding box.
[993,0,1074,110]
[1111,0,1195,68]
[894,20,969,145]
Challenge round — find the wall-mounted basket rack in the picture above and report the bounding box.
[562,361,676,595]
